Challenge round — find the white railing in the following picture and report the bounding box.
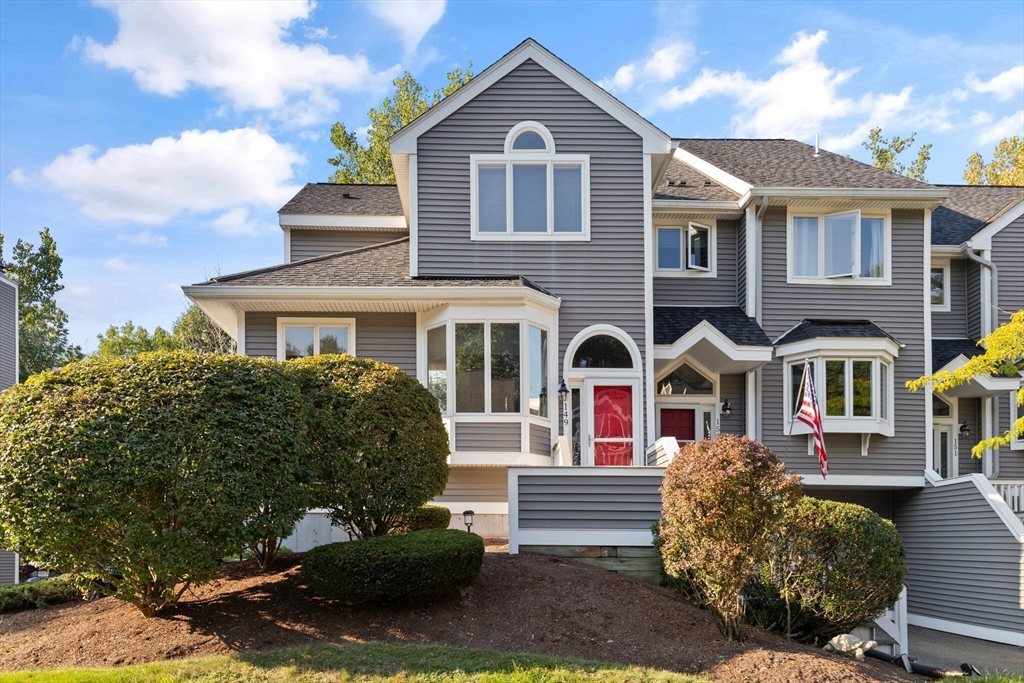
[871,585,909,659]
[992,480,1024,514]
[551,435,571,466]
[645,436,680,466]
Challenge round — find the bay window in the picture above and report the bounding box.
[789,209,889,284]
[277,318,354,361]
[784,353,895,435]
[656,221,715,275]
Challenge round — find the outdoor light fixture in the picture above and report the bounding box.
[721,399,732,418]
[463,510,474,534]
[558,379,570,427]
[960,422,970,438]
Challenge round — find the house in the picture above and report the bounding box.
[184,39,1024,647]
[1,269,20,585]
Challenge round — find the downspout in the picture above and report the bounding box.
[963,245,998,334]
[963,245,999,478]
[752,197,769,441]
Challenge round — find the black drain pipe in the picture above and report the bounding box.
[864,648,982,678]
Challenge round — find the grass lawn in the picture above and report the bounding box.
[0,641,711,683]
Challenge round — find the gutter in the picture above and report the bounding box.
[962,245,998,334]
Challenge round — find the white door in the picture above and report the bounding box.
[933,424,955,479]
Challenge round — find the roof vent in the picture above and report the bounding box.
[704,180,712,186]
[342,192,352,198]
[679,180,687,186]
[813,133,821,158]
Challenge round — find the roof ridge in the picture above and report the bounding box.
[308,182,399,187]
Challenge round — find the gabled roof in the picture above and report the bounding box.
[654,307,771,347]
[933,338,983,372]
[931,185,1024,246]
[654,157,741,202]
[278,183,404,216]
[774,319,904,347]
[675,139,933,191]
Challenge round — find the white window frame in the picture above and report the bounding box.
[1010,388,1024,451]
[931,260,951,312]
[654,358,722,443]
[276,317,356,361]
[654,220,717,277]
[931,393,958,477]
[470,121,591,241]
[786,207,892,286]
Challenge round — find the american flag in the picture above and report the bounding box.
[795,361,828,479]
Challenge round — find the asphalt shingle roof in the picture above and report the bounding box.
[194,238,550,293]
[655,157,741,202]
[675,139,933,190]
[654,306,771,347]
[279,183,404,216]
[932,338,983,372]
[931,185,1024,246]
[773,319,904,347]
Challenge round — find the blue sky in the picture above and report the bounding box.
[1,0,1022,352]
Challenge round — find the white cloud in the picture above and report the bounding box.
[599,41,693,93]
[975,109,1024,145]
[7,168,28,187]
[966,65,1024,101]
[366,0,445,53]
[211,207,273,237]
[304,26,334,41]
[600,64,637,92]
[658,30,914,150]
[103,255,138,273]
[38,127,304,225]
[117,230,168,248]
[82,0,397,124]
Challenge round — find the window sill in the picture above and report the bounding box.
[654,269,717,278]
[786,276,892,287]
[471,232,591,242]
[788,419,894,437]
[932,304,952,313]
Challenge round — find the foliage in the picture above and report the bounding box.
[172,304,235,354]
[658,434,802,641]
[394,504,452,534]
[907,310,1024,455]
[0,352,307,616]
[93,320,176,358]
[289,354,450,539]
[302,529,483,604]
[964,136,1024,186]
[329,66,473,184]
[0,229,83,381]
[862,127,931,181]
[0,575,82,615]
[745,497,907,642]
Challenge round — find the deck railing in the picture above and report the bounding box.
[992,480,1024,515]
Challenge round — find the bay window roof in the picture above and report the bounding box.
[773,319,904,348]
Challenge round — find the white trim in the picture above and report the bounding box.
[652,199,742,212]
[748,187,949,201]
[924,470,1024,542]
[278,214,407,229]
[934,354,1021,396]
[923,208,934,478]
[775,336,902,359]
[504,121,556,153]
[236,310,246,356]
[653,320,773,364]
[409,154,419,277]
[13,553,18,584]
[643,154,656,447]
[563,324,644,380]
[435,501,508,516]
[929,260,950,313]
[1,275,18,388]
[746,370,757,438]
[744,205,757,316]
[670,147,752,196]
[654,220,717,277]
[786,207,893,286]
[390,40,672,155]
[283,227,291,264]
[507,468,520,553]
[448,452,552,467]
[964,199,1024,251]
[800,474,926,488]
[907,614,1024,648]
[1010,388,1024,451]
[275,317,355,361]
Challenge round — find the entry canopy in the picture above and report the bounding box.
[933,339,1021,399]
[653,306,772,375]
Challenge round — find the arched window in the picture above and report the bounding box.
[657,363,714,395]
[572,335,633,369]
[503,121,555,154]
[512,130,548,151]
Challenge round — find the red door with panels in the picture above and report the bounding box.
[592,385,633,466]
[660,408,696,442]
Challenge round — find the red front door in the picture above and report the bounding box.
[660,408,696,442]
[593,385,633,466]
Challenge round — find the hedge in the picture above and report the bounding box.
[0,576,82,615]
[394,505,452,534]
[303,529,484,604]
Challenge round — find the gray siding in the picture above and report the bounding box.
[736,213,747,309]
[0,280,16,390]
[719,372,746,436]
[435,467,509,505]
[992,214,1023,328]
[289,229,407,261]
[530,423,551,455]
[933,258,969,339]
[997,392,1024,479]
[245,311,416,374]
[760,208,927,477]
[455,422,520,452]
[653,219,738,306]
[892,479,1024,635]
[0,550,15,585]
[966,260,982,340]
[517,474,662,529]
[415,59,648,437]
[958,398,983,475]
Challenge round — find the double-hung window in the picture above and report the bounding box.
[789,209,890,284]
[931,262,950,311]
[471,122,590,240]
[656,221,715,275]
[277,318,355,361]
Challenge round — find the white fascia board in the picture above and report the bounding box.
[390,40,672,155]
[800,475,926,489]
[671,147,752,196]
[508,465,666,476]
[775,337,902,359]
[907,614,1024,648]
[964,199,1024,251]
[750,187,949,202]
[651,199,742,212]
[937,355,1022,393]
[278,214,408,229]
[0,275,16,289]
[652,320,773,363]
[930,244,962,256]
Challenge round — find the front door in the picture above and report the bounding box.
[933,424,954,478]
[661,408,696,442]
[590,384,634,466]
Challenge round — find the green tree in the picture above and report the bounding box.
[863,127,932,181]
[172,305,234,354]
[907,309,1024,455]
[964,136,1024,185]
[0,229,83,381]
[94,321,176,358]
[329,65,473,184]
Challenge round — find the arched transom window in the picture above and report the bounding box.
[572,335,634,369]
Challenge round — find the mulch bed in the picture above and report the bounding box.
[0,540,912,682]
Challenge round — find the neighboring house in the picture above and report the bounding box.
[185,39,1024,646]
[1,270,19,585]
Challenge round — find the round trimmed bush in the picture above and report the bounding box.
[0,352,307,616]
[288,355,450,538]
[303,529,484,603]
[394,505,452,534]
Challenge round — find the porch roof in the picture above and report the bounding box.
[653,306,771,347]
[653,306,772,375]
[933,338,983,373]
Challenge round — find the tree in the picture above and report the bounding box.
[863,127,932,181]
[964,137,1024,186]
[172,305,234,354]
[907,309,1024,455]
[0,229,83,381]
[94,321,176,358]
[328,65,473,184]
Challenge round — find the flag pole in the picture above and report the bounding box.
[781,360,810,465]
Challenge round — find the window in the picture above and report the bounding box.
[789,210,889,283]
[490,323,520,413]
[471,122,590,240]
[427,325,447,412]
[783,354,895,435]
[931,263,950,311]
[277,318,354,361]
[656,222,715,275]
[1011,390,1024,451]
[657,363,714,395]
[933,394,951,418]
[455,323,486,413]
[529,326,548,417]
[823,358,874,418]
[572,335,633,369]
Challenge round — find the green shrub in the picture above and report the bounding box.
[394,505,452,534]
[303,529,483,604]
[0,576,82,614]
[289,355,450,539]
[0,352,308,616]
[745,497,907,642]
[659,434,802,641]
